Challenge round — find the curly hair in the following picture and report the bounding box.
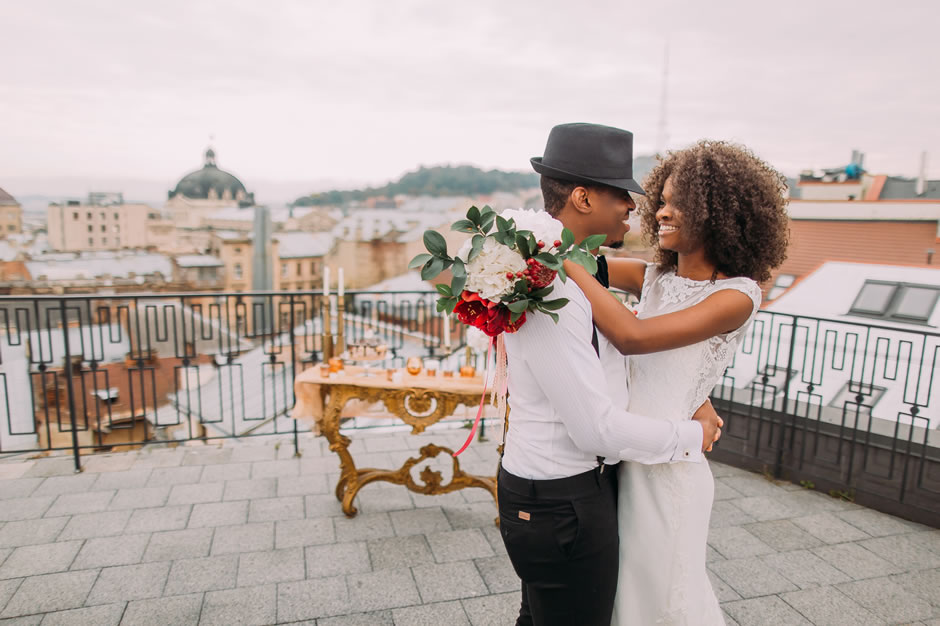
[639,140,789,284]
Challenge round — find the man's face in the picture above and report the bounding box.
[585,187,636,249]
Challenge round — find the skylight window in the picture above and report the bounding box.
[849,280,939,323]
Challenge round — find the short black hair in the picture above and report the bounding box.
[540,176,578,216]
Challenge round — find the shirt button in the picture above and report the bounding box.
[684,451,690,456]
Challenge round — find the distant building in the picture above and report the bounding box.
[275,232,333,292]
[166,147,255,228]
[0,187,23,237]
[46,196,155,252]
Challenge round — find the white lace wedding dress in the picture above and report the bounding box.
[612,264,761,626]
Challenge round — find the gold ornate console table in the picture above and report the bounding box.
[291,366,496,517]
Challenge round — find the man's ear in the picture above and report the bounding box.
[570,186,591,215]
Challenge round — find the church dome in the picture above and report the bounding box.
[169,148,254,205]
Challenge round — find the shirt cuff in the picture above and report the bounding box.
[673,421,704,463]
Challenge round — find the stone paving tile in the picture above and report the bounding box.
[251,459,300,480]
[274,518,335,549]
[81,453,137,474]
[120,593,202,625]
[236,548,305,587]
[461,592,521,626]
[304,494,346,518]
[131,450,184,469]
[222,477,276,501]
[210,522,273,555]
[0,518,67,548]
[708,557,799,598]
[474,555,518,594]
[708,500,757,528]
[200,583,276,626]
[837,508,930,537]
[760,549,853,589]
[248,496,305,523]
[389,508,451,537]
[442,503,497,530]
[362,435,411,453]
[44,491,114,518]
[712,478,746,501]
[57,510,130,541]
[276,474,329,498]
[393,600,470,625]
[166,482,224,506]
[0,579,21,612]
[742,519,824,552]
[89,468,153,491]
[790,512,872,544]
[181,448,233,466]
[708,526,776,559]
[426,529,494,563]
[142,527,213,562]
[40,603,124,625]
[276,576,350,622]
[858,533,940,570]
[0,613,42,625]
[22,458,76,478]
[412,561,488,603]
[199,463,252,484]
[707,568,741,603]
[890,568,940,608]
[837,576,935,623]
[305,542,371,579]
[0,570,98,617]
[0,541,82,579]
[0,463,33,481]
[84,561,170,606]
[733,496,806,522]
[107,487,169,511]
[347,567,421,612]
[187,500,248,528]
[124,504,191,533]
[355,489,415,514]
[367,535,434,571]
[334,513,395,543]
[0,497,54,522]
[144,466,203,488]
[780,586,883,626]
[412,492,468,510]
[228,446,277,464]
[721,595,812,625]
[812,542,904,580]
[163,554,237,596]
[720,474,792,497]
[31,474,98,498]
[0,479,43,501]
[72,533,150,569]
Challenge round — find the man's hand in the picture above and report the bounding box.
[691,399,723,452]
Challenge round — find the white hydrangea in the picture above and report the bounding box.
[465,327,493,354]
[499,208,564,249]
[463,237,527,300]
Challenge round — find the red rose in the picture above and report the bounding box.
[479,305,526,336]
[453,296,488,328]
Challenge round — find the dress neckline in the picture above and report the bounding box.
[664,268,737,284]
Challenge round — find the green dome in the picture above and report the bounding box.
[169,148,254,205]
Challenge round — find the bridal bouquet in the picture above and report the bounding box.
[409,206,604,337]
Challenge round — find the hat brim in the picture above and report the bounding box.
[531,157,646,196]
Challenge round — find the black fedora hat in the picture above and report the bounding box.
[531,122,645,195]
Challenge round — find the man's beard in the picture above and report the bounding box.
[607,240,624,249]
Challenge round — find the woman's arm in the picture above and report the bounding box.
[606,258,648,297]
[563,259,754,355]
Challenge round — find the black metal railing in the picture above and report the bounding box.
[0,292,937,523]
[0,290,478,469]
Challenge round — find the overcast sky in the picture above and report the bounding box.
[2,0,938,202]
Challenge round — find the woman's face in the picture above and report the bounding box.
[655,176,700,254]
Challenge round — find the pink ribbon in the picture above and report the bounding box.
[453,336,494,457]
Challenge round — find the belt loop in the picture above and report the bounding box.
[527,478,536,498]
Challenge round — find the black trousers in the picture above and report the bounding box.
[497,465,619,626]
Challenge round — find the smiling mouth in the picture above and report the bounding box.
[658,224,678,234]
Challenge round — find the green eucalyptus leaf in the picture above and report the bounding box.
[436,284,453,297]
[467,205,481,226]
[451,257,466,278]
[450,273,466,296]
[507,299,529,313]
[580,234,607,251]
[451,219,476,233]
[561,228,575,249]
[510,309,525,323]
[538,297,569,311]
[529,286,554,299]
[480,211,496,233]
[469,235,485,261]
[515,233,530,256]
[534,252,557,266]
[496,215,511,234]
[423,230,448,257]
[421,256,446,280]
[408,253,432,269]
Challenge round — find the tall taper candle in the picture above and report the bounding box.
[338,268,344,298]
[323,266,330,297]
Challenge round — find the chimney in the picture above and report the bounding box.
[916,151,928,196]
